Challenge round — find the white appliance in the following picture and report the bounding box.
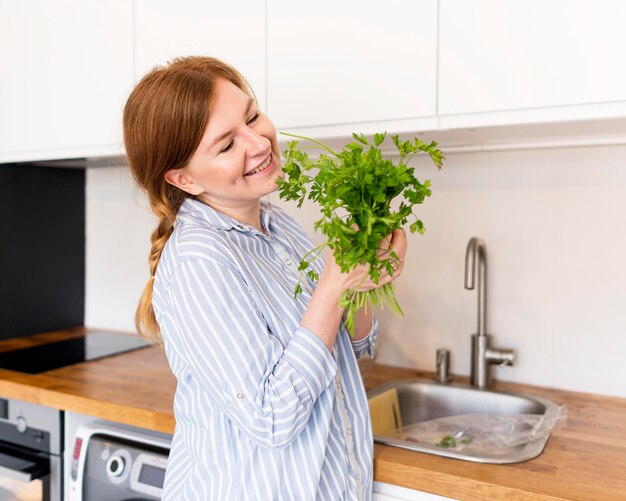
[67,420,171,501]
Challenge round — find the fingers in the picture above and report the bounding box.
[377,234,392,252]
[384,229,407,279]
[330,227,409,292]
[378,229,407,265]
[390,228,408,261]
[359,230,408,290]
[377,229,407,253]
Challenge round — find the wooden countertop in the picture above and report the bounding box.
[0,327,176,433]
[1,327,626,500]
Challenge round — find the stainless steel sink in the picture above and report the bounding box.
[367,378,562,464]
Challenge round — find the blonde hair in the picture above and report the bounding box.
[123,56,255,343]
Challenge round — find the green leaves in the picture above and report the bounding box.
[436,435,473,448]
[409,219,425,235]
[278,131,444,335]
[352,132,369,145]
[392,134,444,170]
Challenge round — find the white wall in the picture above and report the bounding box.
[86,143,626,397]
[85,167,156,333]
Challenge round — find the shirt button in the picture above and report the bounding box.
[236,224,244,230]
[335,381,341,391]
[236,392,244,400]
[346,427,352,436]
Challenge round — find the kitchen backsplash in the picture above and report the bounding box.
[0,164,85,339]
[86,143,626,398]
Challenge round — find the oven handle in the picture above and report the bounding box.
[0,448,50,483]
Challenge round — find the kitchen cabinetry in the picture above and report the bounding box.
[5,1,626,166]
[0,0,134,163]
[267,0,438,136]
[439,0,626,129]
[134,0,266,110]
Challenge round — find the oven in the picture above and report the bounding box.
[68,421,170,501]
[0,397,62,501]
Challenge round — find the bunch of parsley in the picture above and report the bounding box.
[276,131,444,336]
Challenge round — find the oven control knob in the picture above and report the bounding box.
[15,416,27,433]
[106,455,126,477]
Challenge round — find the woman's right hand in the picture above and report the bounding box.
[319,229,408,293]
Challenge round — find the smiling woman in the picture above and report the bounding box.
[162,79,283,227]
[122,55,407,500]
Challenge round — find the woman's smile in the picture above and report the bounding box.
[245,152,275,177]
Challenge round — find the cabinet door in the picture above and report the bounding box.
[267,0,437,129]
[0,0,134,162]
[439,0,626,116]
[135,0,266,110]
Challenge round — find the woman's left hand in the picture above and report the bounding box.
[354,228,408,291]
[383,227,407,272]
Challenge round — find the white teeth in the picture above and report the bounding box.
[246,154,271,176]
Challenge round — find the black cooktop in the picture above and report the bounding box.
[0,332,151,374]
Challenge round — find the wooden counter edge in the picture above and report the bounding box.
[373,450,567,501]
[0,374,175,434]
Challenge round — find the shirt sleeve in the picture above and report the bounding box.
[349,315,380,360]
[165,258,338,450]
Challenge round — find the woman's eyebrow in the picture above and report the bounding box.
[209,97,254,149]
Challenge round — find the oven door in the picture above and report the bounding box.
[0,440,59,501]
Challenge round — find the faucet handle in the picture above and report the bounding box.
[435,348,452,383]
[499,357,513,368]
[485,348,515,368]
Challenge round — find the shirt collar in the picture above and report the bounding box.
[177,197,273,235]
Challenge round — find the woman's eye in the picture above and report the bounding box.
[220,140,234,154]
[219,113,259,154]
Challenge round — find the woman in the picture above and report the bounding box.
[123,56,407,500]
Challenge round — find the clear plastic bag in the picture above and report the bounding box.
[387,407,567,451]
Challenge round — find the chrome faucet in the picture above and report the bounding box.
[464,237,515,388]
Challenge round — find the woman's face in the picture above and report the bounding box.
[165,78,282,212]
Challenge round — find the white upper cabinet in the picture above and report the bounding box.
[267,0,438,133]
[0,0,134,163]
[6,1,626,165]
[134,0,266,110]
[439,0,626,124]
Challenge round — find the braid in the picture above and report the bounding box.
[148,217,175,275]
[135,193,185,344]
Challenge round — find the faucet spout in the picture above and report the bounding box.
[464,237,487,337]
[464,237,515,388]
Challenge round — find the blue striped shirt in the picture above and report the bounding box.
[152,197,379,500]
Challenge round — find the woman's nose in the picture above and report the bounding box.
[242,126,269,156]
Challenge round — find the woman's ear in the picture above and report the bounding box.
[164,168,204,196]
